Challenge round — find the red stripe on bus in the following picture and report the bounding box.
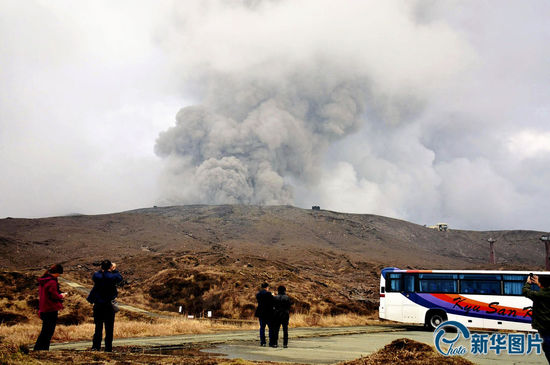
[431,294,531,317]
[380,294,385,297]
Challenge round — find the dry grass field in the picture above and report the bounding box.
[0,268,375,348]
[0,313,376,348]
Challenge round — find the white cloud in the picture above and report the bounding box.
[507,131,550,159]
[0,0,182,217]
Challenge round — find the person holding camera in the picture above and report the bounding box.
[523,274,550,362]
[87,260,123,352]
[33,264,67,351]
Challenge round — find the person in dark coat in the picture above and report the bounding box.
[87,259,123,352]
[523,274,550,362]
[34,264,66,351]
[254,282,273,347]
[272,285,292,348]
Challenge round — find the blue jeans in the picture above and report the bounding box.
[258,317,270,345]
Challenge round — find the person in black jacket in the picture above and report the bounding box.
[523,274,550,362]
[254,282,273,347]
[272,285,292,348]
[87,260,123,352]
[273,285,292,348]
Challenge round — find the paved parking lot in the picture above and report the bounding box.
[203,329,547,365]
[51,325,547,364]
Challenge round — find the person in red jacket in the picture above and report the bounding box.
[33,264,66,351]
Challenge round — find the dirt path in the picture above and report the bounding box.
[60,277,173,319]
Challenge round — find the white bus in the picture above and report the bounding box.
[379,267,545,331]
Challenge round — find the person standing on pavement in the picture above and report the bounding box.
[87,260,123,352]
[254,282,274,347]
[272,285,292,348]
[523,274,550,363]
[33,264,67,351]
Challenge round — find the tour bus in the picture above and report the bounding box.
[379,267,546,331]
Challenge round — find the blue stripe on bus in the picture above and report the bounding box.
[404,293,531,324]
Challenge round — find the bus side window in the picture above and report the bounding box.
[387,273,402,292]
[460,274,502,295]
[418,273,458,293]
[503,275,526,295]
[403,274,415,292]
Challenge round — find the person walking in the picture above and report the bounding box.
[33,264,66,351]
[87,260,123,352]
[272,285,292,348]
[254,282,274,347]
[523,274,550,363]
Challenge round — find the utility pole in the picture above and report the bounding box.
[487,237,496,265]
[540,234,550,271]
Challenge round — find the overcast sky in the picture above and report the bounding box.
[1,0,549,231]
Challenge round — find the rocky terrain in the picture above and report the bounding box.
[0,205,546,319]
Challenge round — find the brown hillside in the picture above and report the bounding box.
[0,205,546,319]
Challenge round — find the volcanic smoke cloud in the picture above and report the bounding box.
[154,1,550,230]
[155,76,369,204]
[154,0,468,206]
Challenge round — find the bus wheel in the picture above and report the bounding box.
[425,310,447,330]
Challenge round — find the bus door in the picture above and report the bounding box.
[402,274,418,322]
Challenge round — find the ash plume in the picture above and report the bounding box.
[154,0,470,207]
[155,74,368,204]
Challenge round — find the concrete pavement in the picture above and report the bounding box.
[50,324,548,364]
[204,329,547,365]
[49,325,398,351]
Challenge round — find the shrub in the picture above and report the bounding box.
[149,271,221,315]
[0,311,28,326]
